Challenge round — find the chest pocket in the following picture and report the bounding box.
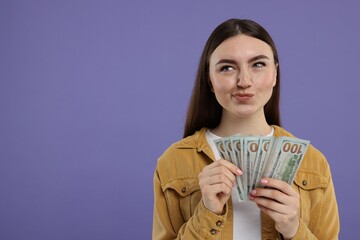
[162,178,202,223]
[293,171,328,226]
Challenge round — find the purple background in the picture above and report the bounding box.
[0,1,359,239]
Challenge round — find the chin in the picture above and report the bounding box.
[234,108,261,118]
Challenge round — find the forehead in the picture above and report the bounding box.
[210,34,274,61]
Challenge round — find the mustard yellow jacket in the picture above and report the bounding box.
[153,126,340,239]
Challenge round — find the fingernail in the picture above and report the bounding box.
[251,189,256,195]
[237,169,243,175]
[261,179,268,184]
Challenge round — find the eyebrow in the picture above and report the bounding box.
[215,55,270,65]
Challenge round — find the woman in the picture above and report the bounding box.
[152,19,339,239]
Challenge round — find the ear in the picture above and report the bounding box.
[272,63,278,87]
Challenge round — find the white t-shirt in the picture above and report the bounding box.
[205,128,274,239]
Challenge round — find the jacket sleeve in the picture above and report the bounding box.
[152,168,228,240]
[292,165,340,240]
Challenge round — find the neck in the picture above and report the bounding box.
[212,110,272,137]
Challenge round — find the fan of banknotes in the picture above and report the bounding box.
[214,136,310,201]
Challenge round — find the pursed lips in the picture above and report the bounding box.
[232,92,254,101]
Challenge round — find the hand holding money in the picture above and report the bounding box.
[198,159,243,214]
[249,178,300,239]
[214,135,310,202]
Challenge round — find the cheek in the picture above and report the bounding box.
[211,80,233,97]
[209,74,227,93]
[209,77,232,105]
[256,72,276,89]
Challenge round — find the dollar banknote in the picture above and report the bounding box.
[214,138,245,201]
[214,135,310,201]
[261,137,310,184]
[244,137,259,194]
[253,136,274,188]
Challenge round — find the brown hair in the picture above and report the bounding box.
[183,19,281,138]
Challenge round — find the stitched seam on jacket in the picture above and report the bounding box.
[164,190,177,234]
[161,177,199,195]
[297,169,328,178]
[309,187,324,235]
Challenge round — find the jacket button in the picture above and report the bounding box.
[302,180,307,186]
[181,187,186,193]
[216,220,222,227]
[210,229,217,235]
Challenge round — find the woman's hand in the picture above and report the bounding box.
[249,178,300,239]
[198,159,242,215]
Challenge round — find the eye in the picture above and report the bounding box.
[220,65,235,72]
[253,61,266,68]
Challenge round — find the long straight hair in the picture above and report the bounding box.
[183,19,281,138]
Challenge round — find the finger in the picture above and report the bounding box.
[199,165,238,189]
[250,187,299,209]
[206,159,243,176]
[250,192,289,214]
[201,181,233,197]
[256,203,283,217]
[250,187,288,203]
[200,160,242,186]
[259,178,298,196]
[201,173,236,190]
[250,184,300,215]
[202,164,237,180]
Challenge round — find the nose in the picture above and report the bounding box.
[237,68,252,89]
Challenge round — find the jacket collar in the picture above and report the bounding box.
[174,125,290,161]
[175,128,216,161]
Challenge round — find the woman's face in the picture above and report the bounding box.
[209,34,277,120]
